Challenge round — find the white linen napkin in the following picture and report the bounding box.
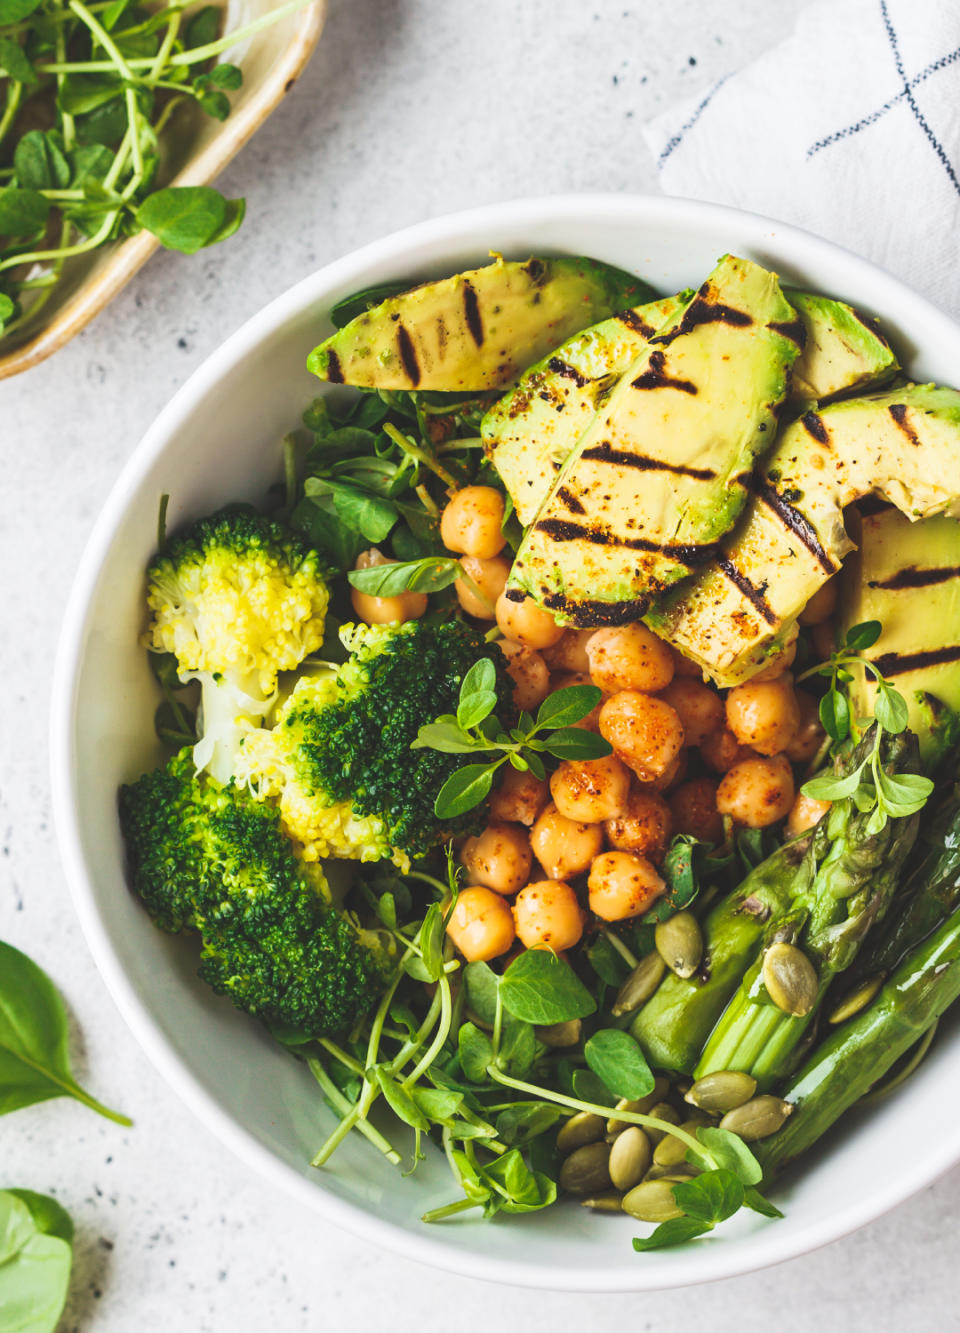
[643,0,960,315]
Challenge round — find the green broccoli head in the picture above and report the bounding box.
[237,619,514,865]
[144,505,330,783]
[118,749,392,1036]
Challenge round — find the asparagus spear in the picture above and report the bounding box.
[756,900,960,1179]
[695,728,921,1089]
[630,833,817,1073]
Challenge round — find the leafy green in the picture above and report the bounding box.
[583,1029,655,1099]
[0,1190,73,1333]
[500,951,596,1025]
[632,1217,713,1251]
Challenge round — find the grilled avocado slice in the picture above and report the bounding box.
[651,383,960,685]
[783,288,899,400]
[506,255,804,626]
[841,506,960,767]
[306,255,653,391]
[482,292,689,526]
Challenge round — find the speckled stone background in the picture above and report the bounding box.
[4,1,958,1328]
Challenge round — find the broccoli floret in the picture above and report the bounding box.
[235,619,513,866]
[145,505,330,784]
[118,749,392,1037]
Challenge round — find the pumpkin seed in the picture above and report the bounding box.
[608,1126,652,1191]
[652,1119,702,1168]
[643,1163,698,1182]
[655,912,703,979]
[685,1070,758,1114]
[535,1018,582,1047]
[622,1178,685,1223]
[556,1110,605,1156]
[719,1095,793,1141]
[762,941,819,1017]
[559,1141,612,1195]
[643,1101,681,1146]
[605,1079,670,1134]
[580,1192,623,1213]
[828,975,884,1025]
[611,952,667,1016]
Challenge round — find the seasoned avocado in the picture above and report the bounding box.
[306,255,653,392]
[784,288,899,401]
[482,293,688,526]
[651,383,960,686]
[841,506,960,766]
[506,255,804,626]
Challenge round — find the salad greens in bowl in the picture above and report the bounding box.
[51,195,960,1290]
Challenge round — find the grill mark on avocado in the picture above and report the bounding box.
[396,325,420,385]
[651,295,753,346]
[534,517,720,565]
[857,494,895,517]
[770,318,807,347]
[870,645,960,676]
[580,440,717,480]
[462,280,484,348]
[851,306,892,350]
[631,350,698,394]
[542,590,652,626]
[889,402,921,446]
[751,476,837,574]
[716,556,777,625]
[522,258,546,284]
[325,349,344,383]
[868,565,960,590]
[546,356,592,388]
[801,411,830,445]
[556,485,587,515]
[617,309,656,336]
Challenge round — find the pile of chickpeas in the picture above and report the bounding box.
[349,484,836,969]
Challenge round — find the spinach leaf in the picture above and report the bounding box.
[500,950,596,1025]
[671,1169,744,1224]
[632,1217,712,1251]
[457,1022,493,1083]
[0,1189,73,1333]
[135,186,239,254]
[330,281,410,329]
[688,1126,762,1186]
[0,188,49,238]
[0,940,130,1125]
[583,1028,655,1100]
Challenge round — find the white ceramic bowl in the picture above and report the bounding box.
[51,194,960,1291]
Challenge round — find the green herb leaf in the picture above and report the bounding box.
[632,1217,713,1251]
[373,1067,430,1130]
[0,940,130,1124]
[689,1126,763,1185]
[329,483,398,543]
[460,656,497,700]
[571,1067,611,1105]
[495,1017,537,1078]
[481,1151,557,1214]
[0,0,42,21]
[330,281,410,330]
[418,903,445,983]
[541,728,613,761]
[801,762,866,803]
[500,951,597,1025]
[844,620,882,652]
[462,961,500,1025]
[495,1101,563,1146]
[583,1028,655,1099]
[818,687,850,742]
[742,1186,785,1219]
[0,36,36,85]
[410,721,479,754]
[135,186,235,254]
[0,1190,73,1333]
[433,762,497,819]
[874,683,909,734]
[0,293,14,330]
[671,1169,744,1224]
[643,834,704,922]
[586,933,631,986]
[201,62,243,90]
[535,684,602,730]
[185,4,220,46]
[0,187,49,238]
[457,1022,493,1082]
[457,690,498,730]
[347,555,459,597]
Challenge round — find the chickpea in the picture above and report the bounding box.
[599,691,685,782]
[495,590,564,650]
[798,577,838,626]
[588,851,665,922]
[669,644,704,679]
[700,727,756,774]
[638,748,688,793]
[605,789,672,861]
[446,886,516,962]
[543,629,596,675]
[498,640,550,711]
[785,690,827,763]
[460,823,532,896]
[657,678,724,747]
[350,548,428,625]
[550,672,602,731]
[530,804,604,880]
[725,678,800,757]
[440,486,506,559]
[587,623,675,694]
[455,554,510,619]
[513,881,585,951]
[750,631,799,683]
[716,755,795,828]
[787,792,832,837]
[550,754,631,822]
[670,778,723,844]
[488,766,549,826]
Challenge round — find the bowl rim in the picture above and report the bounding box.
[50,191,960,1291]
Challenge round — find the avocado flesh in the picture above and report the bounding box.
[482,293,688,526]
[841,506,960,766]
[651,383,960,686]
[784,288,899,400]
[306,256,654,392]
[506,255,804,626]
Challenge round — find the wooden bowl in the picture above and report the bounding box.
[0,0,327,380]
